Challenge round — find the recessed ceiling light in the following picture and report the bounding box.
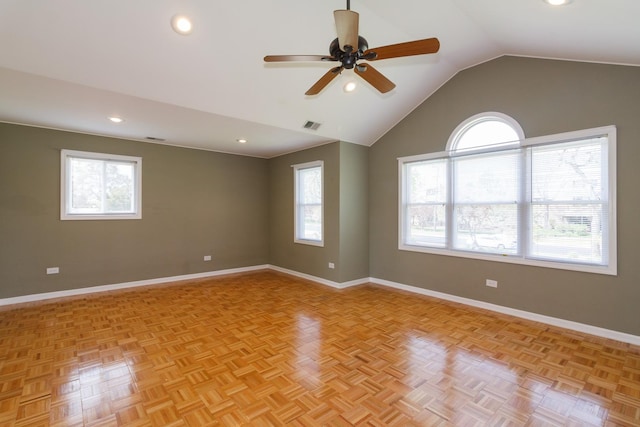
[237,139,247,144]
[544,0,572,5]
[108,116,124,123]
[171,15,193,35]
[343,81,357,93]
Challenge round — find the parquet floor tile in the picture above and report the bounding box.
[1,270,639,426]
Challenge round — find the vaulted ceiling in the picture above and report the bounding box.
[1,0,639,158]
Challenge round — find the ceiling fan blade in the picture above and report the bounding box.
[334,10,359,52]
[354,63,396,93]
[264,55,335,62]
[305,66,343,96]
[363,38,440,61]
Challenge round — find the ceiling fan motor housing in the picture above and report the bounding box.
[330,36,369,69]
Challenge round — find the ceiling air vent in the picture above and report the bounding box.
[303,121,321,131]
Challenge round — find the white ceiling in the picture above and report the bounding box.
[1,0,639,158]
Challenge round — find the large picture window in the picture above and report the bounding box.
[399,114,616,275]
[293,161,323,246]
[61,149,142,220]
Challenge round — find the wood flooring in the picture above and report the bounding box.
[0,270,639,426]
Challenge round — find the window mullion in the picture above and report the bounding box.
[101,160,107,213]
[521,147,530,258]
[446,157,453,250]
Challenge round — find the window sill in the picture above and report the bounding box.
[398,243,617,276]
[295,239,324,247]
[61,213,141,221]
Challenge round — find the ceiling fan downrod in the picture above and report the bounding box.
[346,0,350,10]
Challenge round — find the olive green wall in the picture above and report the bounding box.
[369,56,640,335]
[268,141,369,283]
[0,123,269,298]
[268,143,341,281]
[338,142,369,283]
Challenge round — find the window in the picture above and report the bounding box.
[61,149,142,220]
[449,112,522,153]
[452,149,521,255]
[293,161,323,246]
[399,113,616,275]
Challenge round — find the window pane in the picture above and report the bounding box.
[406,160,447,203]
[299,167,321,204]
[105,162,135,213]
[530,137,607,265]
[453,151,520,203]
[531,138,605,202]
[456,120,520,151]
[404,159,447,247]
[530,203,605,264]
[453,204,518,254]
[301,204,322,241]
[405,204,446,247]
[69,157,103,213]
[453,150,520,254]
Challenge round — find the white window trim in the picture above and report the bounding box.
[61,149,142,220]
[293,160,324,247]
[399,125,617,276]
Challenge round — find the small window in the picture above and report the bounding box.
[293,161,323,246]
[61,149,142,220]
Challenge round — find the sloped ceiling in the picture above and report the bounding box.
[1,0,639,158]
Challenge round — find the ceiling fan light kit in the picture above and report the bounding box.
[264,1,439,96]
[343,81,357,93]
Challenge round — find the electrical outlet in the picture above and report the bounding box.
[204,255,212,261]
[328,262,335,269]
[486,279,498,288]
[46,267,60,275]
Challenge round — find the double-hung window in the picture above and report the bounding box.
[293,161,323,246]
[61,149,142,220]
[451,148,521,254]
[399,113,616,275]
[527,135,611,265]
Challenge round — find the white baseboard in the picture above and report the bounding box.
[268,267,640,345]
[368,276,640,347]
[268,265,368,289]
[2,265,638,346]
[0,265,270,306]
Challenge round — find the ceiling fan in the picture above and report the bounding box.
[264,0,440,95]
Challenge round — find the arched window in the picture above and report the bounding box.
[447,112,524,153]
[446,113,524,255]
[399,111,616,275]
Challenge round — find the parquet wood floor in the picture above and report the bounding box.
[0,271,639,426]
